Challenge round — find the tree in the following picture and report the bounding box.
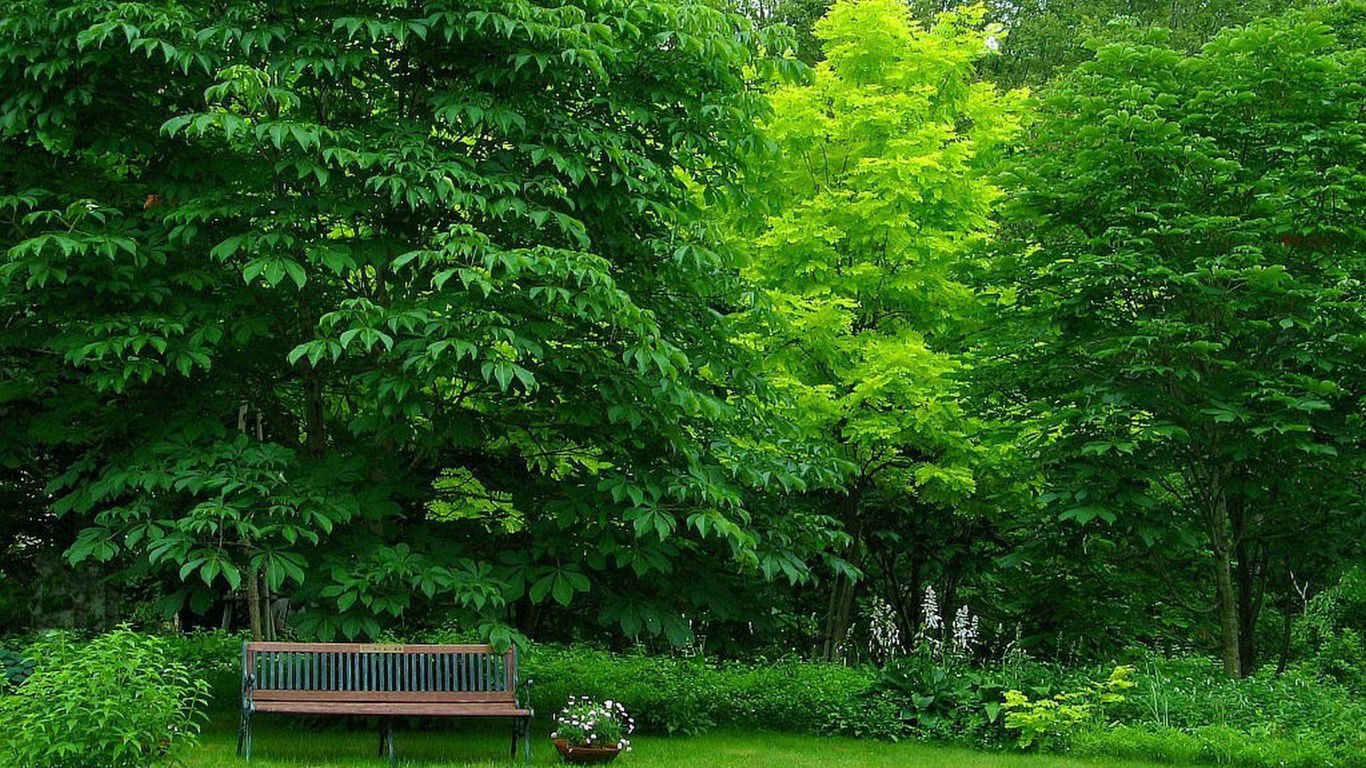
[980,5,1366,676]
[756,0,834,64]
[977,0,1305,86]
[0,0,818,643]
[743,0,1308,83]
[733,0,1028,659]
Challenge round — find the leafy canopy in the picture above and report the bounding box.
[738,0,1027,504]
[0,0,817,642]
[979,5,1366,673]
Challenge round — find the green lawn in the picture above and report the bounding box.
[186,716,1172,768]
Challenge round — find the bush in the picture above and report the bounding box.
[1295,568,1366,691]
[820,689,910,740]
[1107,655,1366,754]
[158,630,244,711]
[877,653,989,732]
[524,646,889,737]
[1001,665,1134,750]
[1073,724,1365,768]
[867,648,1100,747]
[1,628,209,768]
[0,646,35,692]
[874,652,1009,743]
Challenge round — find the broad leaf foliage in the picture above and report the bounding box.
[0,0,818,641]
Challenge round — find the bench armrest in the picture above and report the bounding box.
[516,677,534,712]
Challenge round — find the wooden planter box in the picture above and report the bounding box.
[553,738,622,764]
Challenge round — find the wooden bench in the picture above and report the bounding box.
[237,642,533,764]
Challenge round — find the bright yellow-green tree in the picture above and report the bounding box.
[735,0,1029,657]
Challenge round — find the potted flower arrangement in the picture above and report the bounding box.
[550,696,635,764]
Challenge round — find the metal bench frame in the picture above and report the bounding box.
[237,642,533,764]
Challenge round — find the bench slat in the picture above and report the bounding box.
[254,688,513,699]
[253,701,531,717]
[246,644,518,697]
[246,642,501,653]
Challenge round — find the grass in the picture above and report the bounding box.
[186,715,1182,768]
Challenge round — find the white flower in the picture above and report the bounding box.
[867,595,901,657]
[922,587,942,632]
[952,604,979,654]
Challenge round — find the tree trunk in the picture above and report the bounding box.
[245,567,263,642]
[820,486,864,661]
[1208,494,1242,678]
[304,369,326,458]
[902,551,923,645]
[821,571,858,661]
[1234,544,1259,675]
[262,577,277,641]
[1228,493,1271,676]
[237,405,264,641]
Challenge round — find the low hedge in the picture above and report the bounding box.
[1073,724,1366,768]
[523,645,893,737]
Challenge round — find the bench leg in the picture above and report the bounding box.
[385,718,396,766]
[238,709,252,762]
[521,716,532,763]
[510,718,518,761]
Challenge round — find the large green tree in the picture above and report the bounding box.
[734,0,1028,659]
[0,0,822,642]
[980,4,1366,676]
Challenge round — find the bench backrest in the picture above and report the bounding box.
[243,642,518,703]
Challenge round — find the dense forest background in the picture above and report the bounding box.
[2,0,1365,694]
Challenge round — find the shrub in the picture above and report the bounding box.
[1107,654,1366,754]
[0,647,35,692]
[877,653,983,730]
[1002,665,1135,750]
[1,628,209,768]
[524,645,886,737]
[875,652,1008,741]
[820,689,910,741]
[869,649,1100,747]
[158,630,244,711]
[1294,569,1366,691]
[1073,724,1365,768]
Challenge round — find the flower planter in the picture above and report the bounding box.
[554,738,622,765]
